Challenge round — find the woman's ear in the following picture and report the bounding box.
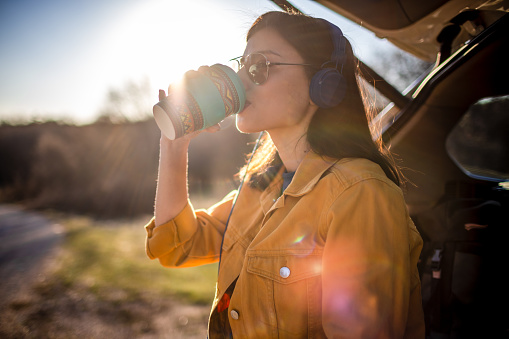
[309,95,319,108]
[308,80,319,108]
[306,100,320,122]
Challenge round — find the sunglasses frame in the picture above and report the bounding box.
[230,53,318,85]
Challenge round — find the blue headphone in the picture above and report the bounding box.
[309,20,347,108]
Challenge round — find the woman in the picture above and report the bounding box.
[145,11,424,338]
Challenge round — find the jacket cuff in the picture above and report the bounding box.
[145,202,198,259]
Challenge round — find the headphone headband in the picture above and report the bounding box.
[315,19,346,69]
[309,19,348,108]
[328,23,347,68]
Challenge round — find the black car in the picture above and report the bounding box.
[272,0,509,337]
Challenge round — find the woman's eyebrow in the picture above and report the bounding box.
[244,50,282,58]
[259,50,281,56]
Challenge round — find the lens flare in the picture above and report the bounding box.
[293,235,305,244]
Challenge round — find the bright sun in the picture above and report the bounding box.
[100,0,255,96]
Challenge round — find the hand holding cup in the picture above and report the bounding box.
[153,64,245,140]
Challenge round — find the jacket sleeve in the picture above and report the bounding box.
[321,178,422,338]
[145,190,237,268]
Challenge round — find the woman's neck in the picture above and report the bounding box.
[268,129,310,173]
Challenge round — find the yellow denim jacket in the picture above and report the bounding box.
[145,153,425,338]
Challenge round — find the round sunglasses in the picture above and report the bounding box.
[230,53,318,85]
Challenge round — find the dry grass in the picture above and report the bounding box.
[0,214,219,338]
[54,215,218,304]
[0,119,252,218]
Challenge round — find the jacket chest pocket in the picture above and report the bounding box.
[246,252,325,337]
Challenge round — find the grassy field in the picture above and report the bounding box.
[0,212,220,338]
[54,215,219,305]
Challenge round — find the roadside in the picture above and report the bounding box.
[0,204,64,309]
[0,205,212,338]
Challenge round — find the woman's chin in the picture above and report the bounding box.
[235,115,254,134]
[235,120,255,134]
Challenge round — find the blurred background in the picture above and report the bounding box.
[0,0,428,217]
[0,0,430,337]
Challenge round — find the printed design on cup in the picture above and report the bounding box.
[167,90,204,138]
[204,67,242,118]
[153,64,245,140]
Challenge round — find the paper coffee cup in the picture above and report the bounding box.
[153,64,246,139]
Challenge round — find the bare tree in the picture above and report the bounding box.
[97,77,153,123]
[369,49,432,92]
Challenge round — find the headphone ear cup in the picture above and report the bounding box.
[309,69,347,108]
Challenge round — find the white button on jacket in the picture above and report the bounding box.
[230,310,239,320]
[280,266,290,278]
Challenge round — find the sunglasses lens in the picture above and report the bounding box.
[246,54,268,85]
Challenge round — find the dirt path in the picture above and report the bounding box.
[0,204,64,308]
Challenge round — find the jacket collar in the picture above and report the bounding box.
[284,151,339,197]
[259,151,339,214]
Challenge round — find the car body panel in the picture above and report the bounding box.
[314,0,507,61]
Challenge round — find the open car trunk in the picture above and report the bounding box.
[272,0,509,337]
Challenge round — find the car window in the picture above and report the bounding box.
[446,95,509,183]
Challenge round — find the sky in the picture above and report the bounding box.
[0,0,398,124]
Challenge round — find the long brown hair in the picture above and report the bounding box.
[240,11,402,188]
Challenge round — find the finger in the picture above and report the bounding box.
[204,124,221,133]
[158,89,166,101]
[180,124,219,141]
